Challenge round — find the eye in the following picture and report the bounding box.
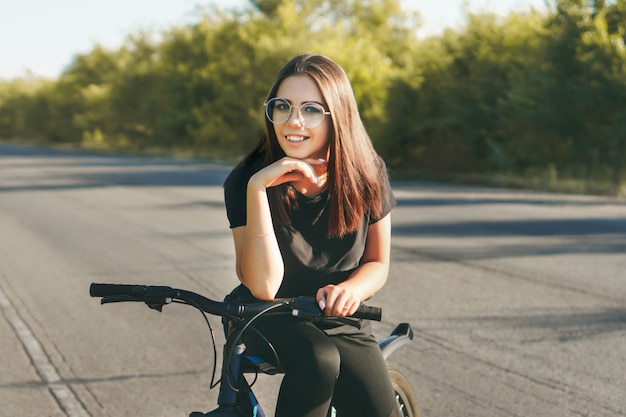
[274,100,291,113]
[302,104,324,114]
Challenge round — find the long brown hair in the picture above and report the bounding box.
[245,54,386,238]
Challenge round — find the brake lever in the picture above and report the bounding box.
[100,295,144,304]
[100,295,172,312]
[289,297,323,319]
[289,297,369,328]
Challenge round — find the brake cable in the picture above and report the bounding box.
[222,302,288,392]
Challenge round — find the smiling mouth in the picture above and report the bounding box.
[285,135,308,143]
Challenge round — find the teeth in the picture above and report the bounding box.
[286,135,306,142]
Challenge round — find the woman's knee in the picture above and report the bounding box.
[252,320,342,380]
[297,336,341,380]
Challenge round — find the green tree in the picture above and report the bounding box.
[2,0,624,194]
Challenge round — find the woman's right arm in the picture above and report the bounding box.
[231,157,321,300]
[232,181,284,300]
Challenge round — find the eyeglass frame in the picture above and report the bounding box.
[264,97,331,128]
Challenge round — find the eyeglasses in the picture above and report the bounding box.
[264,97,330,128]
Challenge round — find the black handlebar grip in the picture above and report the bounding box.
[352,304,382,321]
[90,283,148,298]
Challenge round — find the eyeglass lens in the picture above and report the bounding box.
[265,98,327,128]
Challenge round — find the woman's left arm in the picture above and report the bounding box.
[316,213,392,316]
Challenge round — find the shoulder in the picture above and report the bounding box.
[371,154,396,223]
[223,151,267,229]
[224,151,266,191]
[375,154,389,176]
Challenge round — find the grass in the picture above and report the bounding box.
[389,169,626,198]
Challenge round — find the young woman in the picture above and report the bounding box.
[223,54,399,417]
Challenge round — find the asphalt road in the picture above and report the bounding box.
[1,143,625,417]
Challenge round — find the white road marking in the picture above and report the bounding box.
[0,285,90,417]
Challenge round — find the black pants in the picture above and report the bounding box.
[241,314,397,417]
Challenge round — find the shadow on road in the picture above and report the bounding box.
[392,218,626,237]
[453,307,626,342]
[0,144,232,192]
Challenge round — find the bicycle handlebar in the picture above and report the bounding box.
[89,283,382,321]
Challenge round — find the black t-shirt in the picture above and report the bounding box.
[223,151,396,299]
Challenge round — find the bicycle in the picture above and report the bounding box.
[89,283,420,417]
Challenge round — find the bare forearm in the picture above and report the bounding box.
[233,157,324,299]
[238,185,284,300]
[339,260,389,301]
[317,215,392,316]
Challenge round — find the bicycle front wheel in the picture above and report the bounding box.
[387,366,420,417]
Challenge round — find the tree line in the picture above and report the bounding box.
[1,0,625,195]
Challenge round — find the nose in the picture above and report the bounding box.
[287,107,305,127]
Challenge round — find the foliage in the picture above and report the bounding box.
[1,0,624,194]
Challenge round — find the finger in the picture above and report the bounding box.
[346,299,360,317]
[328,293,347,317]
[278,171,305,184]
[287,158,322,180]
[262,160,308,188]
[320,286,341,316]
[302,164,320,184]
[303,158,327,179]
[264,173,301,188]
[332,292,359,317]
[304,158,327,165]
[282,159,319,184]
[316,288,328,312]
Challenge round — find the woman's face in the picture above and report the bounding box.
[272,75,330,161]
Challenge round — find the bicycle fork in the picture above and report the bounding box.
[190,340,265,417]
